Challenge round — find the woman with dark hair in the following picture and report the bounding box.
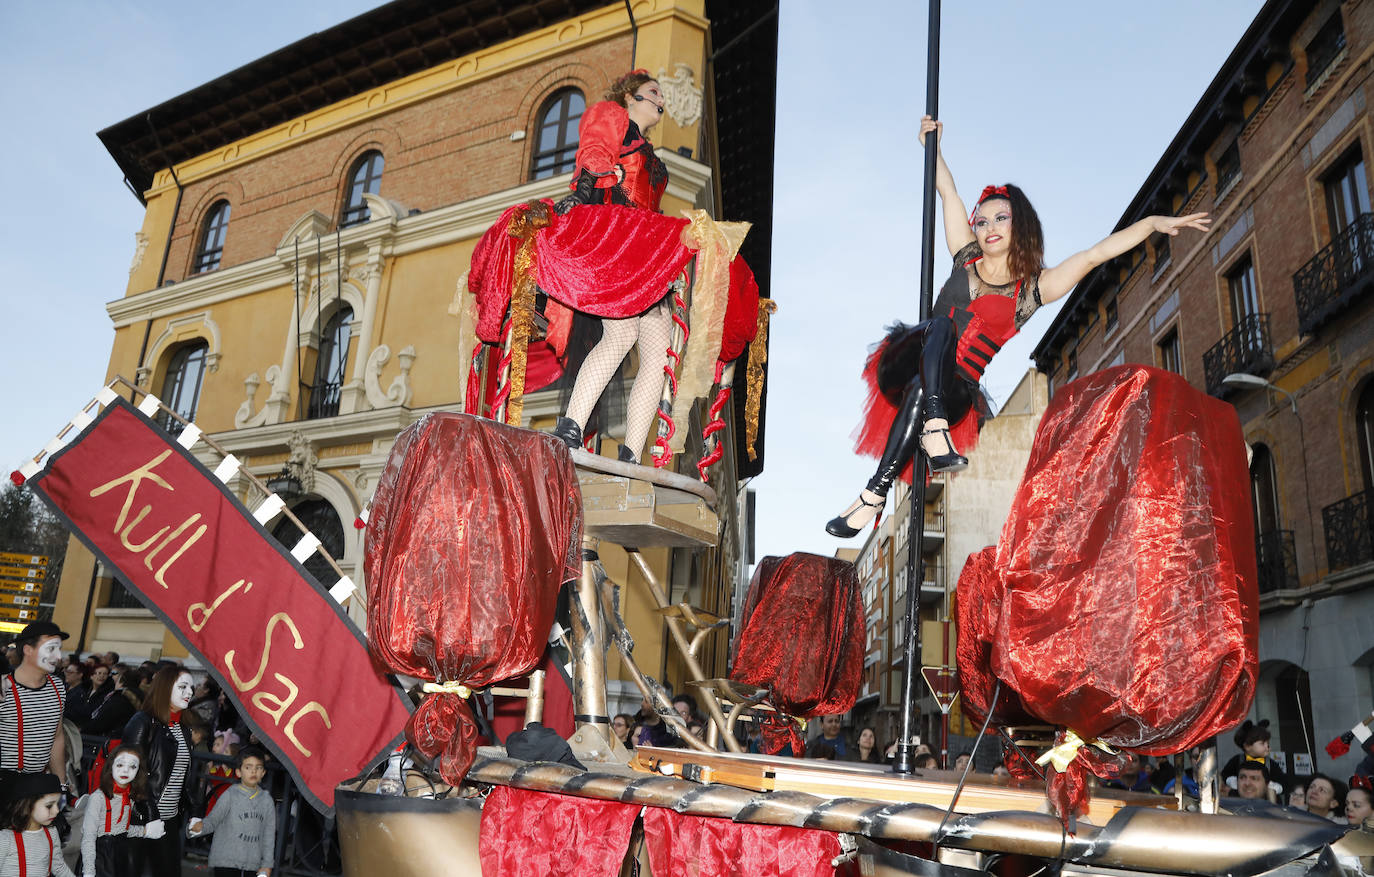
[121,665,197,874]
[548,69,673,464]
[84,669,142,736]
[852,727,882,764]
[827,116,1210,537]
[1305,772,1348,821]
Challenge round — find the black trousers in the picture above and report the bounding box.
[128,812,182,877]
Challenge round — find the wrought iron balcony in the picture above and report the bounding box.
[1322,488,1374,572]
[1256,529,1298,593]
[1203,313,1275,397]
[1294,212,1374,335]
[306,380,343,419]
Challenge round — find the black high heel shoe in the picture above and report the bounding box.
[617,443,637,464]
[921,427,968,473]
[552,416,583,450]
[826,493,886,538]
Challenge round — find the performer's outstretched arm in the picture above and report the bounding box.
[918,116,974,257]
[1039,213,1210,303]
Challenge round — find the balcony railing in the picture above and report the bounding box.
[1323,489,1374,572]
[1204,312,1275,396]
[306,380,343,419]
[1294,212,1374,335]
[1256,529,1298,593]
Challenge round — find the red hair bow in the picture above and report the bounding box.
[1353,774,1373,792]
[969,185,1011,227]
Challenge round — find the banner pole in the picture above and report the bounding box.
[893,0,941,777]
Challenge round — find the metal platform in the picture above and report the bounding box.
[572,449,718,548]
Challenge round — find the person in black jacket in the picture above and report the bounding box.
[84,670,142,737]
[121,665,198,876]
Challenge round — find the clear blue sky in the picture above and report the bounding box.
[0,1,1262,562]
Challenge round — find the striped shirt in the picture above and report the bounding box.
[0,827,75,877]
[157,723,189,819]
[0,674,65,773]
[80,789,146,868]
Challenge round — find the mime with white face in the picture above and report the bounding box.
[0,621,70,781]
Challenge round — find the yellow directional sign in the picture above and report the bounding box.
[0,606,38,622]
[0,566,45,581]
[0,621,25,634]
[0,580,41,594]
[0,553,48,566]
[0,594,39,608]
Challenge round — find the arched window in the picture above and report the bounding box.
[530,88,585,180]
[157,341,208,436]
[1357,379,1374,492]
[194,201,231,273]
[307,307,353,419]
[270,498,345,586]
[340,151,384,227]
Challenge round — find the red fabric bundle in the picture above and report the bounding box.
[719,256,762,362]
[731,554,865,754]
[479,787,639,875]
[365,413,582,784]
[643,807,842,876]
[955,365,1258,820]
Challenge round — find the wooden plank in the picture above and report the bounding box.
[632,746,1176,824]
[0,553,47,566]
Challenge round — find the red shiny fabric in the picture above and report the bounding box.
[955,365,1258,820]
[720,256,762,362]
[731,554,865,751]
[574,101,666,211]
[479,787,639,876]
[469,201,695,344]
[365,413,583,784]
[643,807,842,877]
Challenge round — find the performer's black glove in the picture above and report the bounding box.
[554,169,600,215]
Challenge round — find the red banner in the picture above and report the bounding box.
[29,399,411,813]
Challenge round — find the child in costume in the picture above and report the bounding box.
[827,116,1210,537]
[78,745,162,877]
[188,747,276,877]
[1220,719,1287,798]
[0,771,75,876]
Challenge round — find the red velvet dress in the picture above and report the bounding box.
[570,101,668,212]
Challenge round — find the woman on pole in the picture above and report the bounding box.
[827,116,1210,537]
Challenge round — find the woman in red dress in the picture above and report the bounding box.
[549,69,672,463]
[827,117,1210,537]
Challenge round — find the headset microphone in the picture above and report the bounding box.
[633,94,665,114]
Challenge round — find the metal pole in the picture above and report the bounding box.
[894,0,941,776]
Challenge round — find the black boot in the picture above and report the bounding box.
[552,416,583,450]
[617,443,637,464]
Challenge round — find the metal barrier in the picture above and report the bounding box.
[79,734,342,876]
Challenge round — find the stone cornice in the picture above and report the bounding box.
[106,149,714,327]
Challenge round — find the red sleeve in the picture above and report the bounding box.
[574,101,629,188]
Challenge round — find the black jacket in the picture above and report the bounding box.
[121,710,199,820]
[85,687,139,736]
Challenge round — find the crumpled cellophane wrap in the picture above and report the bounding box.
[955,365,1258,822]
[365,413,582,784]
[731,553,865,754]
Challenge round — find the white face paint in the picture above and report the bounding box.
[36,638,62,673]
[171,673,195,711]
[112,753,140,786]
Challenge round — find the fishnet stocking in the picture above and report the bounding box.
[564,301,673,458]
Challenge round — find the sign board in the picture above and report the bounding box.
[0,606,38,622]
[0,594,39,608]
[0,621,25,635]
[0,566,45,581]
[1292,752,1314,776]
[921,665,960,714]
[0,553,48,566]
[0,581,41,595]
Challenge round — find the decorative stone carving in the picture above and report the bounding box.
[657,63,703,127]
[448,271,469,316]
[235,365,288,429]
[364,344,416,408]
[352,469,369,492]
[285,430,319,493]
[129,232,149,276]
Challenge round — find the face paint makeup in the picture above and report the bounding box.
[112,753,140,786]
[36,638,62,673]
[172,673,195,710]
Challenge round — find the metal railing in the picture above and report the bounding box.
[1256,529,1299,593]
[78,734,341,875]
[1203,312,1274,396]
[1322,488,1374,572]
[305,381,343,419]
[1294,212,1374,335]
[104,581,145,609]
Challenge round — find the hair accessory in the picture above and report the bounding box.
[215,729,241,748]
[1353,774,1373,792]
[969,185,1012,227]
[627,68,650,78]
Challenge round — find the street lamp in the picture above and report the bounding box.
[1221,372,1318,582]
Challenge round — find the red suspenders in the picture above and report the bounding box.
[12,827,53,876]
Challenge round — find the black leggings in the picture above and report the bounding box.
[868,315,972,495]
[128,812,183,877]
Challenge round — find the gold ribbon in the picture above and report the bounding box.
[745,299,777,461]
[1034,728,1116,773]
[504,201,552,426]
[421,681,473,698]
